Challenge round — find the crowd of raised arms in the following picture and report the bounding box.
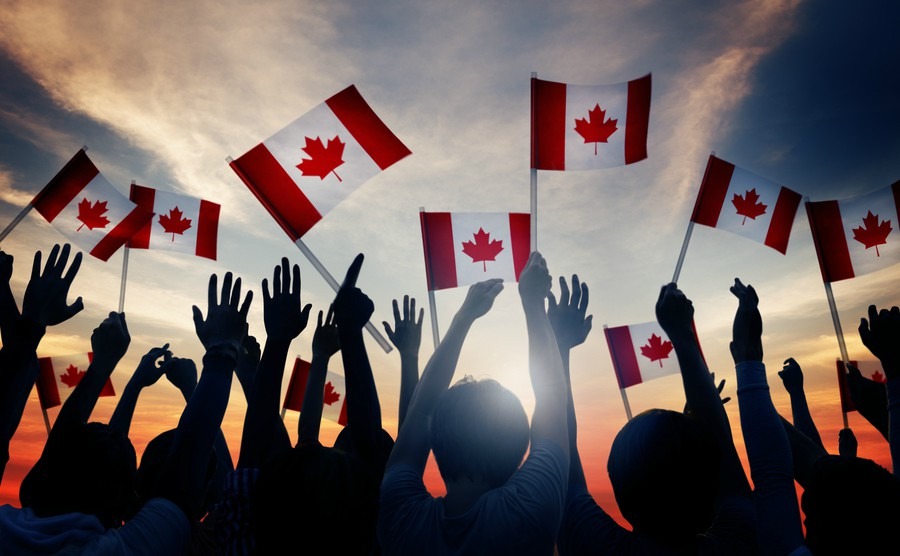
[1,242,899,555]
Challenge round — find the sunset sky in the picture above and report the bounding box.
[1,0,898,524]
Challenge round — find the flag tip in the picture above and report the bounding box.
[226,156,234,164]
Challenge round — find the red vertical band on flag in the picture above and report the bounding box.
[420,212,458,291]
[196,200,220,260]
[230,144,322,241]
[283,358,311,412]
[690,155,734,226]
[806,200,854,282]
[892,181,900,221]
[764,187,802,254]
[605,326,642,389]
[836,359,858,414]
[531,78,567,170]
[325,85,411,170]
[36,357,61,410]
[90,206,154,261]
[509,213,531,279]
[33,150,99,222]
[624,74,652,164]
[128,184,155,249]
[338,400,348,426]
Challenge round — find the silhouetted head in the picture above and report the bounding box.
[19,421,137,528]
[802,454,900,555]
[607,408,720,546]
[251,442,380,555]
[430,376,530,489]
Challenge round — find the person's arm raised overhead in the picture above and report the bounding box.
[778,357,825,451]
[858,304,900,475]
[108,343,171,437]
[298,304,339,446]
[383,295,424,431]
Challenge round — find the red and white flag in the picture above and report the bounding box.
[690,154,802,254]
[282,357,347,426]
[229,85,411,241]
[604,321,698,389]
[32,150,154,261]
[531,74,651,170]
[836,359,885,414]
[128,184,220,259]
[420,211,531,291]
[806,181,900,282]
[35,353,115,410]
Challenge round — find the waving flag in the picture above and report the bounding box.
[806,181,900,282]
[531,74,651,170]
[32,149,153,261]
[36,353,115,410]
[282,357,347,426]
[128,184,220,259]
[690,154,802,254]
[229,85,411,240]
[836,359,885,414]
[605,321,699,389]
[420,211,530,291]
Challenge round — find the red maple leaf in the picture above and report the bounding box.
[76,198,110,231]
[872,370,886,383]
[640,334,673,367]
[59,364,85,388]
[158,206,192,241]
[732,188,768,225]
[296,135,345,182]
[574,104,618,155]
[461,228,504,271]
[852,211,892,257]
[323,381,341,405]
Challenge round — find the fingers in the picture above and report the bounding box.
[31,249,42,282]
[207,273,218,311]
[291,262,300,297]
[230,276,242,307]
[570,275,581,307]
[416,307,424,326]
[273,262,282,296]
[342,253,364,290]
[192,305,204,330]
[580,282,589,313]
[326,303,335,324]
[66,297,85,320]
[392,298,401,324]
[45,244,61,275]
[62,251,82,285]
[239,290,253,317]
[559,275,570,306]
[547,291,558,311]
[403,295,410,321]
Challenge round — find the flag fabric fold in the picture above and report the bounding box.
[282,357,347,426]
[420,211,531,291]
[36,353,115,410]
[836,359,886,414]
[32,149,153,261]
[229,85,411,241]
[806,181,900,282]
[531,74,651,170]
[128,184,220,259]
[604,321,700,389]
[690,154,802,254]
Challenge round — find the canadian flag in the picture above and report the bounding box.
[420,211,531,291]
[531,74,651,170]
[229,85,411,241]
[282,357,347,426]
[690,154,802,254]
[35,353,115,410]
[806,181,900,282]
[32,149,154,261]
[836,359,886,414]
[604,321,701,389]
[128,184,220,259]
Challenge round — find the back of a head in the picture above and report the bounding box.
[802,454,900,555]
[430,376,530,489]
[251,443,380,555]
[607,408,720,546]
[19,421,137,528]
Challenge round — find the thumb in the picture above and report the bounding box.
[67,297,85,319]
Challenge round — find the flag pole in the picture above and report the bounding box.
[0,203,34,244]
[823,279,850,429]
[419,207,442,349]
[619,387,634,421]
[41,407,51,435]
[292,237,393,354]
[118,247,130,313]
[530,71,538,251]
[671,221,694,284]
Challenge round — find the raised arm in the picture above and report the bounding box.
[108,343,171,436]
[383,295,424,430]
[386,277,503,474]
[0,250,19,343]
[778,357,825,450]
[298,305,340,445]
[858,304,900,475]
[238,258,310,469]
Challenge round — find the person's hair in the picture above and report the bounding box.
[19,421,137,528]
[251,443,380,555]
[607,408,720,547]
[430,376,530,488]
[802,454,900,555]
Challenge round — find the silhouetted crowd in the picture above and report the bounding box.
[1,243,898,555]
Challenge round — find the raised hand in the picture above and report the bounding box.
[729,278,763,364]
[192,272,253,356]
[859,305,900,379]
[262,258,312,343]
[460,278,504,322]
[547,274,592,352]
[655,282,694,338]
[517,251,550,308]
[778,357,804,395]
[312,305,340,360]
[0,250,18,342]
[235,334,261,397]
[91,311,130,363]
[383,295,424,358]
[164,357,199,401]
[132,343,171,388]
[22,243,84,327]
[333,253,374,331]
[839,427,858,458]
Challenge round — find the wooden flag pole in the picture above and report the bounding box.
[419,207,442,349]
[530,71,538,251]
[292,238,392,354]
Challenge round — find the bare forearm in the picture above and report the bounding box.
[524,301,568,451]
[298,355,328,444]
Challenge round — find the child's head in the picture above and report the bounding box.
[430,376,530,488]
[607,408,720,546]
